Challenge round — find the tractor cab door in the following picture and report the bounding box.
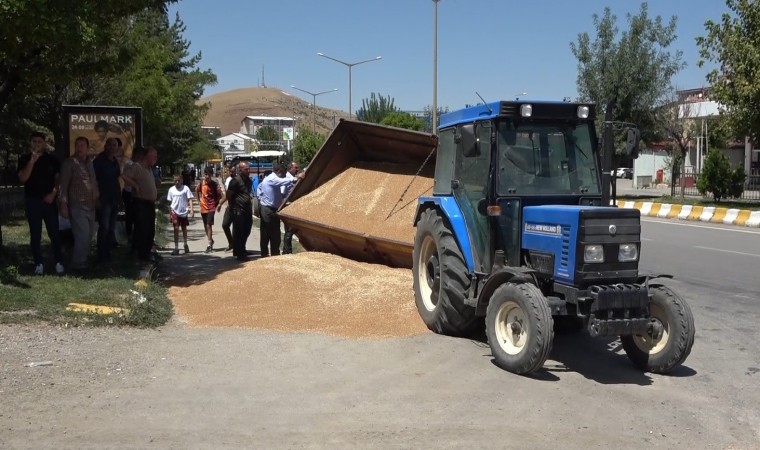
[454,121,493,273]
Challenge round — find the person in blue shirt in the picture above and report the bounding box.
[256,163,300,257]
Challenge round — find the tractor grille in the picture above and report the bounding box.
[560,225,570,269]
[529,251,554,276]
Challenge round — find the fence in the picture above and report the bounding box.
[677,167,760,201]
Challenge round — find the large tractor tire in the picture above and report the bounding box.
[621,285,695,374]
[413,208,478,336]
[485,282,554,375]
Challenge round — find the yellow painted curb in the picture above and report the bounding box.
[735,209,752,226]
[633,201,644,211]
[687,205,704,221]
[66,303,127,315]
[666,204,682,218]
[649,203,662,217]
[710,207,729,223]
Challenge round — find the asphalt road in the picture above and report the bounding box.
[1,218,759,449]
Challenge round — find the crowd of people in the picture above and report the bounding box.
[18,131,162,274]
[16,131,304,274]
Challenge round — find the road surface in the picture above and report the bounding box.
[1,218,758,449]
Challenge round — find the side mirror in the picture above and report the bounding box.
[459,124,479,157]
[626,128,640,159]
[477,198,488,216]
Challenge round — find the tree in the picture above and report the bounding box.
[292,130,325,167]
[94,9,217,165]
[256,126,281,151]
[380,111,424,131]
[697,0,760,144]
[697,149,745,201]
[355,93,398,123]
[0,0,174,113]
[421,104,449,133]
[655,89,699,199]
[185,141,219,166]
[570,3,685,146]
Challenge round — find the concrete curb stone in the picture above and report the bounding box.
[615,200,760,227]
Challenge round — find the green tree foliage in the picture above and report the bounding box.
[570,3,685,145]
[292,130,325,167]
[95,9,217,164]
[697,0,760,143]
[0,0,173,112]
[355,93,398,123]
[256,126,281,151]
[697,150,745,201]
[185,141,219,165]
[380,111,424,131]
[421,104,450,133]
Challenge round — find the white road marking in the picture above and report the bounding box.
[694,246,760,259]
[641,217,760,235]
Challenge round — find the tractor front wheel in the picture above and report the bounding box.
[621,285,695,374]
[486,282,554,375]
[413,208,477,336]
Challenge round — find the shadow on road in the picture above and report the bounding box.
[471,330,696,385]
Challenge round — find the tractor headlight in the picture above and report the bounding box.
[577,105,590,119]
[618,243,639,262]
[583,245,604,263]
[520,104,533,117]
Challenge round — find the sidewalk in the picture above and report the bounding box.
[155,209,265,285]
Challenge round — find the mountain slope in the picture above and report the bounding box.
[199,86,349,136]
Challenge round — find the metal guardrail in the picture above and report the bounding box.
[678,167,760,200]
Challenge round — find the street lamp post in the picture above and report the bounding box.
[317,53,382,120]
[290,85,338,133]
[433,0,440,135]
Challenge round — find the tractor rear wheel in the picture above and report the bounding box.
[486,282,554,375]
[621,285,695,374]
[413,208,477,336]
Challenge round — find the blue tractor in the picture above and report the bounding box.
[413,100,695,375]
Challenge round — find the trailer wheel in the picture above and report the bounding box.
[621,285,695,374]
[413,208,477,336]
[486,282,554,375]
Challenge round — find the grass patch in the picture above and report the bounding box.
[0,201,173,327]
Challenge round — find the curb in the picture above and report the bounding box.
[616,201,760,227]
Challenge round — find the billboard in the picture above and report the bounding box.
[62,105,143,163]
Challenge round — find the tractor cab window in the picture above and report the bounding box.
[497,121,599,196]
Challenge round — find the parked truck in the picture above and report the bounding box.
[279,100,695,376]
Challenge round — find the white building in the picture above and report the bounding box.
[215,132,254,154]
[240,116,295,137]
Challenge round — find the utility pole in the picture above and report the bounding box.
[432,0,440,135]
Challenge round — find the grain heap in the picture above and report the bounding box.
[169,252,429,338]
[282,162,434,245]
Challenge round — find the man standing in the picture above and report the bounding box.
[122,146,158,262]
[196,166,222,252]
[225,161,253,261]
[217,162,235,251]
[281,161,301,254]
[59,136,100,271]
[93,137,121,261]
[17,131,65,275]
[257,163,298,258]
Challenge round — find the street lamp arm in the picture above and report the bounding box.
[317,52,349,67]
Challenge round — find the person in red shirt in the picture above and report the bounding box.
[195,166,223,252]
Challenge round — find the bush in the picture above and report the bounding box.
[696,150,745,201]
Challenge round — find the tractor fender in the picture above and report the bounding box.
[474,267,537,316]
[636,272,674,286]
[415,196,476,272]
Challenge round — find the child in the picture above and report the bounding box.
[195,166,223,252]
[167,174,194,255]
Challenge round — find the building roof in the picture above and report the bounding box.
[217,132,254,141]
[242,116,294,121]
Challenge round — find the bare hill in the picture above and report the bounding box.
[199,86,349,136]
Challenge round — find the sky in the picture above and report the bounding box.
[168,0,728,114]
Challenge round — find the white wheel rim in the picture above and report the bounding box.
[494,300,528,355]
[418,235,438,312]
[633,303,670,354]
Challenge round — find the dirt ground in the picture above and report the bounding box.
[1,218,758,449]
